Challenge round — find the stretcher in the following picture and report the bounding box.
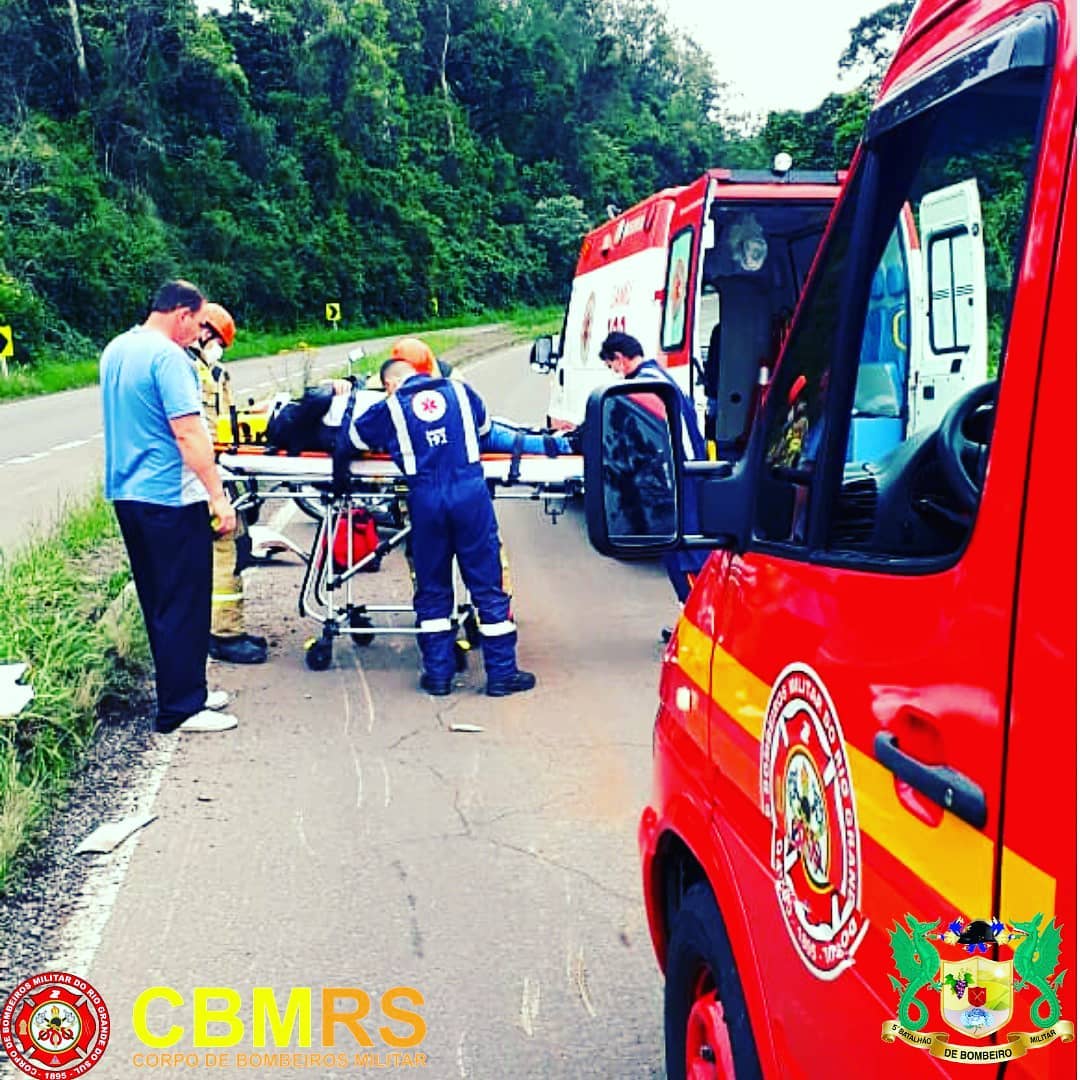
[217,447,584,671]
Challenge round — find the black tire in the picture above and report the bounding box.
[305,639,333,671]
[664,882,761,1079]
[462,612,481,648]
[349,612,375,647]
[294,496,322,521]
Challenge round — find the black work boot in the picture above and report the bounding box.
[209,634,268,664]
[244,632,268,649]
[485,670,536,697]
[420,673,453,697]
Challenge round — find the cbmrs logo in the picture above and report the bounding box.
[1,971,111,1078]
[132,985,425,1053]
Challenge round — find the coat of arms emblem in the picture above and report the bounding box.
[882,914,1075,1064]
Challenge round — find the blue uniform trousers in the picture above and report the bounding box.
[409,468,517,682]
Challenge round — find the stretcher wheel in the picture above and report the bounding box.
[454,639,470,673]
[350,611,375,647]
[463,612,481,648]
[305,638,333,671]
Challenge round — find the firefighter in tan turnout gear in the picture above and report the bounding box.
[188,303,267,664]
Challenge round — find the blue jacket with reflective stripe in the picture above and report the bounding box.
[352,374,491,479]
[631,359,706,461]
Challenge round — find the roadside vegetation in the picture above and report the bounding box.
[0,305,564,403]
[0,0,910,372]
[0,495,147,892]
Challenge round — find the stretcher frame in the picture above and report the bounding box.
[217,448,584,670]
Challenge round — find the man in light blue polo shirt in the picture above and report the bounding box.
[101,280,239,734]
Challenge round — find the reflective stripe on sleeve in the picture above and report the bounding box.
[451,382,481,462]
[478,620,516,637]
[387,394,417,474]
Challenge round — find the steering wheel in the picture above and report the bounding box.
[935,380,998,512]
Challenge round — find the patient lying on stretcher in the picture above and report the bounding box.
[318,376,579,458]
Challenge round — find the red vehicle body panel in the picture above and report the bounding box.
[640,0,1076,1075]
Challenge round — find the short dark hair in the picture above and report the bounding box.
[379,358,415,387]
[150,279,204,315]
[599,331,643,361]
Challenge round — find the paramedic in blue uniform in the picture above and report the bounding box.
[349,359,536,698]
[599,331,708,610]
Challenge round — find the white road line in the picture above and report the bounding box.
[519,976,541,1036]
[456,1030,470,1078]
[352,749,364,810]
[50,439,90,452]
[48,738,177,977]
[378,758,391,808]
[358,661,376,736]
[294,809,315,856]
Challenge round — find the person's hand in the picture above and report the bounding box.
[328,379,353,396]
[210,492,237,537]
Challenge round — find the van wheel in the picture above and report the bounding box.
[665,882,761,1079]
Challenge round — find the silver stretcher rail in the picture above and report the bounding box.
[217,449,584,671]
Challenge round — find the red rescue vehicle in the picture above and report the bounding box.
[583,0,1075,1075]
[531,165,842,446]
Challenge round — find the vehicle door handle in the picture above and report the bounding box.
[873,732,987,829]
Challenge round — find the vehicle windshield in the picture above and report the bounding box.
[755,19,1051,561]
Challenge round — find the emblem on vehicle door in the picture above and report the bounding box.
[760,663,867,979]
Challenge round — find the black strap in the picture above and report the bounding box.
[332,383,360,495]
[508,432,524,485]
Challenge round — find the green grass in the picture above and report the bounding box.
[0,357,101,401]
[0,304,566,403]
[0,493,148,892]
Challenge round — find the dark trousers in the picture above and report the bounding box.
[114,500,211,732]
[409,471,517,682]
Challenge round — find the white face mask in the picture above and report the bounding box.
[202,340,224,364]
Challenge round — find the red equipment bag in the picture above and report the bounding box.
[332,509,379,572]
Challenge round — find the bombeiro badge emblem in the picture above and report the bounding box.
[1,971,111,1078]
[760,663,867,979]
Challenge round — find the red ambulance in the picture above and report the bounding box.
[583,0,1076,1075]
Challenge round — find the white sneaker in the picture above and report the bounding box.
[205,689,230,711]
[178,709,238,733]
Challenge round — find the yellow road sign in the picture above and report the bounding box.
[0,326,12,358]
[325,302,341,323]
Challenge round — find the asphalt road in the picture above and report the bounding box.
[0,325,510,555]
[3,343,675,1078]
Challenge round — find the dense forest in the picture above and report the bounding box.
[0,0,910,363]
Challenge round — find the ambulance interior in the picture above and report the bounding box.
[697,202,833,453]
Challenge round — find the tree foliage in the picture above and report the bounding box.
[0,0,902,361]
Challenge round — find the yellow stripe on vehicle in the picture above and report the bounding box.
[672,625,1055,920]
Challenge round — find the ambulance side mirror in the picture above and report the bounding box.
[530,335,557,373]
[582,382,759,557]
[583,381,683,557]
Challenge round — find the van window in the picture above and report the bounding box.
[757,55,1049,562]
[699,201,833,449]
[661,228,692,351]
